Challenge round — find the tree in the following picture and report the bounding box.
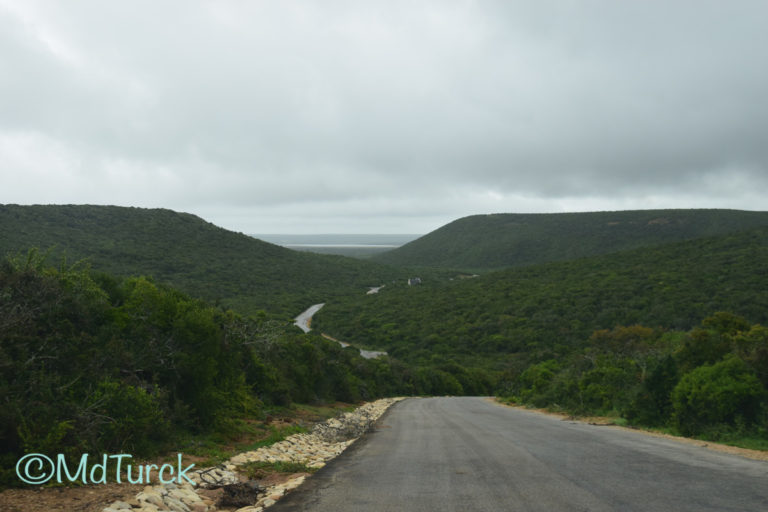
[671,356,765,436]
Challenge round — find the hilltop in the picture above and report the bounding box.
[0,204,404,316]
[372,209,768,271]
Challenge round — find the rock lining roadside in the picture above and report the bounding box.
[102,398,405,512]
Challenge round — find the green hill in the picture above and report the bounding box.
[316,226,768,368]
[0,204,404,316]
[373,209,768,271]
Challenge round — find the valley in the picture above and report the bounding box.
[2,204,768,507]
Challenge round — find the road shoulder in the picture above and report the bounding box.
[490,397,768,463]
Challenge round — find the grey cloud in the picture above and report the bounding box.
[1,1,767,232]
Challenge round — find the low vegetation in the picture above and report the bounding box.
[239,460,318,480]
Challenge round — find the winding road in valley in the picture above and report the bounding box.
[293,303,326,333]
[294,303,386,359]
[272,397,768,512]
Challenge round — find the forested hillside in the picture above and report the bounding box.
[318,228,768,441]
[318,227,768,367]
[0,253,446,487]
[373,209,768,271]
[3,205,766,474]
[0,205,405,316]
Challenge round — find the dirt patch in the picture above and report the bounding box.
[195,472,313,511]
[492,398,768,462]
[0,469,315,512]
[0,483,142,512]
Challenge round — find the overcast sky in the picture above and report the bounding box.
[1,1,767,234]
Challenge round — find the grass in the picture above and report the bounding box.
[239,461,318,480]
[696,428,768,451]
[178,402,356,467]
[496,397,767,451]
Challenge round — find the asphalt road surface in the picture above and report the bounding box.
[272,397,768,512]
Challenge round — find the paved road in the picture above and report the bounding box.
[272,397,768,512]
[294,303,387,359]
[293,303,325,333]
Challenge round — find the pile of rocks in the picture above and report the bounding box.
[223,475,307,512]
[101,397,404,512]
[101,482,212,512]
[228,398,402,471]
[228,433,354,470]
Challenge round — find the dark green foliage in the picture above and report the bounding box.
[0,256,422,488]
[4,204,768,475]
[671,357,765,436]
[316,228,768,371]
[374,209,768,271]
[626,356,679,425]
[0,205,407,316]
[517,360,561,407]
[498,317,768,439]
[83,379,170,454]
[733,326,768,388]
[319,229,768,441]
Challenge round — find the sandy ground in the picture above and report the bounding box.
[0,483,142,512]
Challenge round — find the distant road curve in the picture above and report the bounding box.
[294,304,387,359]
[293,303,325,333]
[272,397,768,512]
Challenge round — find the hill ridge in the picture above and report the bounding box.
[373,208,768,271]
[0,204,404,316]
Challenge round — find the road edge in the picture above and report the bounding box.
[489,397,768,463]
[267,398,414,511]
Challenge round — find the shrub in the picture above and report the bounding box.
[671,356,765,436]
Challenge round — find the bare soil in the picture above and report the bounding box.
[0,483,142,512]
[0,472,314,512]
[197,472,313,512]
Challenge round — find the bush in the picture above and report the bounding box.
[86,379,170,453]
[671,356,765,436]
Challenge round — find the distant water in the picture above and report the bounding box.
[252,234,420,258]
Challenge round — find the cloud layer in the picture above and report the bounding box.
[2,1,767,233]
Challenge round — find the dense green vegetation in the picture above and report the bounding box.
[317,228,768,442]
[0,205,407,316]
[501,315,768,443]
[318,227,768,367]
[3,204,767,490]
[0,252,437,488]
[373,209,768,271]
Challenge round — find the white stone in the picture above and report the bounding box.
[164,495,191,512]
